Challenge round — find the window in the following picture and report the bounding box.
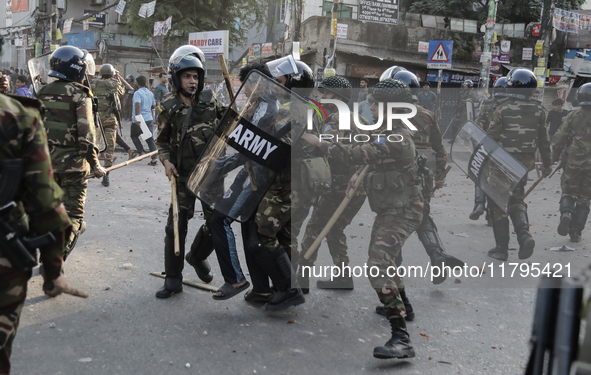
[323,1,352,19]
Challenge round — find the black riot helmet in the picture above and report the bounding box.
[379,65,407,81]
[170,45,205,64]
[576,83,591,106]
[493,77,508,98]
[48,45,88,83]
[392,70,420,94]
[99,63,116,78]
[168,52,205,97]
[506,68,537,99]
[318,75,352,102]
[462,79,474,88]
[368,78,412,103]
[267,56,315,95]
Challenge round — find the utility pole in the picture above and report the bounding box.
[51,0,57,48]
[536,0,553,99]
[479,0,498,97]
[324,0,339,76]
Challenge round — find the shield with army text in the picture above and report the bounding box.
[450,121,528,213]
[186,70,309,222]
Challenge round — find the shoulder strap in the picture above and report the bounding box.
[177,107,193,168]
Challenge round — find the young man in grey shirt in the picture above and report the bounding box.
[417,82,437,112]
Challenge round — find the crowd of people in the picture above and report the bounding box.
[1,37,591,374]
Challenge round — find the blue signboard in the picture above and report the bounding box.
[427,40,453,69]
[67,33,95,50]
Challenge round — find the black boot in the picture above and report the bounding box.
[509,207,535,260]
[101,172,110,187]
[156,209,188,298]
[373,318,415,359]
[316,266,354,290]
[469,186,486,220]
[375,289,415,321]
[417,221,465,285]
[558,196,576,236]
[570,204,590,243]
[185,224,214,283]
[487,217,510,261]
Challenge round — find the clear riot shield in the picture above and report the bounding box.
[186,70,308,222]
[27,53,56,95]
[450,121,528,213]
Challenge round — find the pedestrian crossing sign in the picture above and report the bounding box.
[427,40,453,69]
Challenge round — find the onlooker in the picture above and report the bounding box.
[531,90,540,100]
[131,75,158,165]
[15,75,34,98]
[358,88,374,124]
[547,98,568,140]
[154,72,170,106]
[357,78,369,102]
[417,82,437,112]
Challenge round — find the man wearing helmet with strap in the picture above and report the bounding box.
[36,45,106,261]
[298,75,369,291]
[487,69,552,261]
[469,77,509,223]
[551,82,591,243]
[91,64,126,187]
[302,78,423,359]
[154,46,225,298]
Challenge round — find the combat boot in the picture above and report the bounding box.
[185,224,214,283]
[373,318,415,359]
[156,209,188,298]
[316,266,354,290]
[417,220,465,284]
[469,186,486,220]
[101,172,110,187]
[558,196,576,236]
[487,217,510,261]
[375,289,415,321]
[509,207,535,259]
[570,204,590,243]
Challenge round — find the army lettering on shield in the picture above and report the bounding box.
[468,144,489,179]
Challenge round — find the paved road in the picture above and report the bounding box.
[11,133,589,374]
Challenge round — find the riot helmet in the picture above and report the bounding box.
[368,78,412,103]
[576,83,591,106]
[267,56,315,96]
[506,69,537,99]
[462,79,474,88]
[84,53,96,80]
[392,70,420,94]
[126,74,135,82]
[318,75,352,102]
[379,66,407,81]
[170,45,205,64]
[168,51,205,97]
[493,77,508,98]
[99,63,116,78]
[48,45,88,83]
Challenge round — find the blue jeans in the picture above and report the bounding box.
[131,120,157,159]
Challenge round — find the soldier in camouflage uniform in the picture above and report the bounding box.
[469,77,508,222]
[487,69,552,261]
[303,79,423,359]
[298,75,368,291]
[552,83,591,243]
[36,46,106,261]
[0,80,72,373]
[155,46,225,298]
[91,64,126,187]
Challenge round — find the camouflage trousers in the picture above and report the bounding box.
[368,202,423,320]
[490,154,535,221]
[255,185,292,253]
[101,120,118,169]
[300,193,367,267]
[561,163,591,206]
[54,172,88,251]
[0,265,29,375]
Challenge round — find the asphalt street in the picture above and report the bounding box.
[10,125,590,375]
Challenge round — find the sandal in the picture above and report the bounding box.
[148,159,158,166]
[212,281,250,300]
[244,290,274,303]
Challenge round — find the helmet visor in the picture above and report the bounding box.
[266,55,299,79]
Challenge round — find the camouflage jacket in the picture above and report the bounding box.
[91,77,125,124]
[0,94,71,279]
[551,107,591,167]
[156,90,225,182]
[475,96,499,132]
[37,80,100,174]
[410,105,447,181]
[488,97,552,168]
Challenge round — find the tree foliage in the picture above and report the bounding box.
[123,0,270,53]
[408,0,585,24]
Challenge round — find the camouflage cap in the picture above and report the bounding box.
[318,76,352,102]
[368,78,412,103]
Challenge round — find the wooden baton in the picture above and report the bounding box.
[86,150,158,179]
[170,174,181,256]
[523,174,546,200]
